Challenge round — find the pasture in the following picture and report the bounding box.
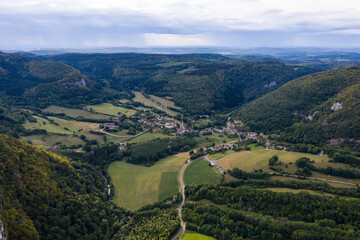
[208,150,236,160]
[182,231,216,240]
[132,91,178,116]
[21,133,84,149]
[262,187,357,199]
[184,158,222,186]
[107,153,188,210]
[85,103,136,117]
[218,149,360,186]
[217,149,331,172]
[127,132,173,143]
[44,105,110,120]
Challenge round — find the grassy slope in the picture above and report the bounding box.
[44,105,110,120]
[107,153,187,210]
[218,149,360,185]
[21,133,85,149]
[127,132,174,143]
[208,150,236,160]
[132,91,178,116]
[182,231,216,240]
[85,103,136,117]
[184,158,222,186]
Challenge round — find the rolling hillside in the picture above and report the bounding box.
[41,53,317,113]
[233,66,360,144]
[0,53,111,107]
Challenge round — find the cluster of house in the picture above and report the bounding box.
[137,115,178,129]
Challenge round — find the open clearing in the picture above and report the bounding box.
[127,132,173,143]
[194,133,238,148]
[218,149,331,172]
[182,231,215,240]
[218,149,360,186]
[44,105,110,120]
[184,158,222,186]
[208,150,236,160]
[21,133,85,149]
[85,103,136,117]
[132,91,178,116]
[107,153,188,210]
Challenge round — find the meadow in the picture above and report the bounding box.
[127,132,174,143]
[184,158,222,186]
[132,91,178,116]
[21,133,85,149]
[182,231,216,240]
[85,103,136,117]
[218,149,360,186]
[44,105,110,120]
[217,149,331,172]
[107,153,188,210]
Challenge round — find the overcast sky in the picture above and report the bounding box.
[1,0,360,50]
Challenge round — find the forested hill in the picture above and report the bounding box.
[233,66,360,144]
[0,134,125,239]
[0,53,112,107]
[41,53,317,114]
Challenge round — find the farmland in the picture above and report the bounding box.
[107,153,188,210]
[217,149,331,172]
[127,132,174,143]
[184,158,222,186]
[85,103,136,117]
[182,231,216,240]
[217,149,360,186]
[132,91,179,116]
[21,133,85,149]
[44,105,110,120]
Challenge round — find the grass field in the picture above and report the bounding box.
[21,133,85,149]
[85,103,136,117]
[44,105,110,120]
[249,143,265,150]
[208,150,236,160]
[218,149,360,186]
[182,231,215,240]
[194,133,238,148]
[127,132,173,143]
[149,94,181,110]
[132,91,178,116]
[23,115,127,147]
[107,153,188,210]
[217,149,331,172]
[184,158,222,186]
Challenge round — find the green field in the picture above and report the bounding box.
[85,103,136,117]
[208,150,236,160]
[249,143,265,150]
[44,105,110,120]
[107,154,187,210]
[218,149,360,186]
[218,149,332,172]
[21,133,85,149]
[132,91,178,116]
[182,231,216,240]
[127,132,173,143]
[194,133,238,148]
[184,158,222,186]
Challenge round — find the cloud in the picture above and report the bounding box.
[0,0,359,49]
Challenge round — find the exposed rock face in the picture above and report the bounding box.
[0,220,6,240]
[264,81,277,88]
[330,102,342,111]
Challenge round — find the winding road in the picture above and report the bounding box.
[172,159,191,240]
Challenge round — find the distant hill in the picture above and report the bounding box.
[41,53,316,114]
[0,53,112,107]
[233,66,360,144]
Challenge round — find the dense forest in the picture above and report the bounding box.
[234,66,360,144]
[40,53,317,113]
[184,183,360,239]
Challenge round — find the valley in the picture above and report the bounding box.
[0,51,360,240]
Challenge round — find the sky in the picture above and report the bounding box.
[0,0,360,50]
